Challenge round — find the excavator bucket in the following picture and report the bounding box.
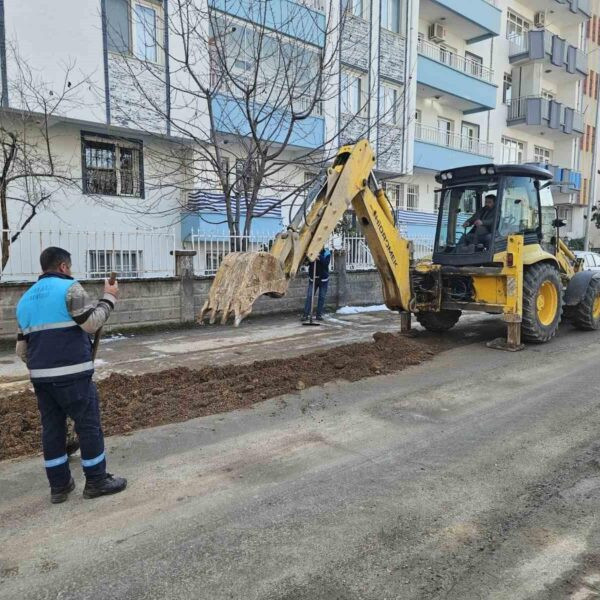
[198,252,289,326]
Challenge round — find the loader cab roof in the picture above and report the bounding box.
[435,164,553,185]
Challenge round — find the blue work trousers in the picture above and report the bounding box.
[34,376,106,488]
[303,279,329,318]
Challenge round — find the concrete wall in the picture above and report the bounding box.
[0,270,384,341]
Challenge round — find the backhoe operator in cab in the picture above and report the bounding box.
[462,193,496,247]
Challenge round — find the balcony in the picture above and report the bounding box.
[509,30,588,80]
[208,0,326,47]
[413,123,494,171]
[507,96,584,139]
[417,39,497,113]
[419,0,501,44]
[212,94,325,149]
[521,0,590,25]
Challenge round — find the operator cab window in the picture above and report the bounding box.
[498,176,539,237]
[436,184,498,254]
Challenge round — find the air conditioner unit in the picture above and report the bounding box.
[428,22,447,43]
[534,11,546,28]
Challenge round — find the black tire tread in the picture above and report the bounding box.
[521,262,562,343]
[570,277,600,331]
[415,309,461,332]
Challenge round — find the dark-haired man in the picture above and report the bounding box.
[463,194,497,247]
[16,247,127,503]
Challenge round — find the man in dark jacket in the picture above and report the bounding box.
[463,194,497,246]
[302,247,331,321]
[16,247,127,503]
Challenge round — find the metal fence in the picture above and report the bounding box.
[1,229,176,282]
[189,231,435,276]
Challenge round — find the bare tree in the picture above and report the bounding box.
[106,0,410,243]
[0,47,88,274]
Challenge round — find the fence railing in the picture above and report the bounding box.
[415,123,494,157]
[189,231,435,276]
[417,38,494,82]
[1,229,176,282]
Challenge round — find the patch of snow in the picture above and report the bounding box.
[102,334,129,343]
[336,304,391,315]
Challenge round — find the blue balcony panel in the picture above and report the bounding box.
[181,212,282,241]
[213,95,325,149]
[208,0,326,47]
[421,0,501,43]
[417,55,497,113]
[413,140,491,172]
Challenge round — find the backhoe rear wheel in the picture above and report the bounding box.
[522,262,562,343]
[415,309,461,332]
[569,277,600,331]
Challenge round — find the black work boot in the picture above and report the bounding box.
[83,473,127,499]
[51,477,75,504]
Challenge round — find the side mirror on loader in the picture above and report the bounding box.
[552,218,567,228]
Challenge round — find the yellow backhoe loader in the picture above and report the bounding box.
[199,140,600,350]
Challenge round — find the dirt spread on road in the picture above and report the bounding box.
[1,332,438,460]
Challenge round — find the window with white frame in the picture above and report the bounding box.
[82,133,143,197]
[235,159,256,196]
[503,73,512,105]
[465,52,483,78]
[506,10,530,41]
[406,184,419,211]
[381,0,401,33]
[380,82,402,125]
[88,250,143,278]
[344,0,369,20]
[106,0,163,64]
[384,181,404,210]
[501,136,525,163]
[534,145,552,163]
[341,69,367,115]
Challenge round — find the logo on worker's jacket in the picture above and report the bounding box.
[372,210,398,267]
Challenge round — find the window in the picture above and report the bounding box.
[344,0,368,19]
[380,82,401,125]
[501,136,525,163]
[341,69,367,115]
[106,0,162,64]
[503,73,512,104]
[88,250,142,278]
[82,134,143,197]
[406,184,419,211]
[461,122,480,152]
[235,159,256,196]
[465,52,483,78]
[437,118,453,147]
[381,0,401,33]
[499,176,540,236]
[384,181,404,209]
[534,145,552,163]
[506,10,531,41]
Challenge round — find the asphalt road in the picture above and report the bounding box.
[2,313,600,599]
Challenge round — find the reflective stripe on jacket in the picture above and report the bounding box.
[16,273,94,382]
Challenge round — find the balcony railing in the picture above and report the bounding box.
[417,38,494,83]
[508,96,584,133]
[415,123,494,157]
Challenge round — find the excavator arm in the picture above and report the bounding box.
[198,140,412,326]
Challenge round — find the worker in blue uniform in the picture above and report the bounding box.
[16,247,127,503]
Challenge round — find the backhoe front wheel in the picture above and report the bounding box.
[522,263,562,343]
[415,309,461,332]
[569,277,600,331]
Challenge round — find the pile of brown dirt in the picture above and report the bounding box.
[0,332,438,460]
